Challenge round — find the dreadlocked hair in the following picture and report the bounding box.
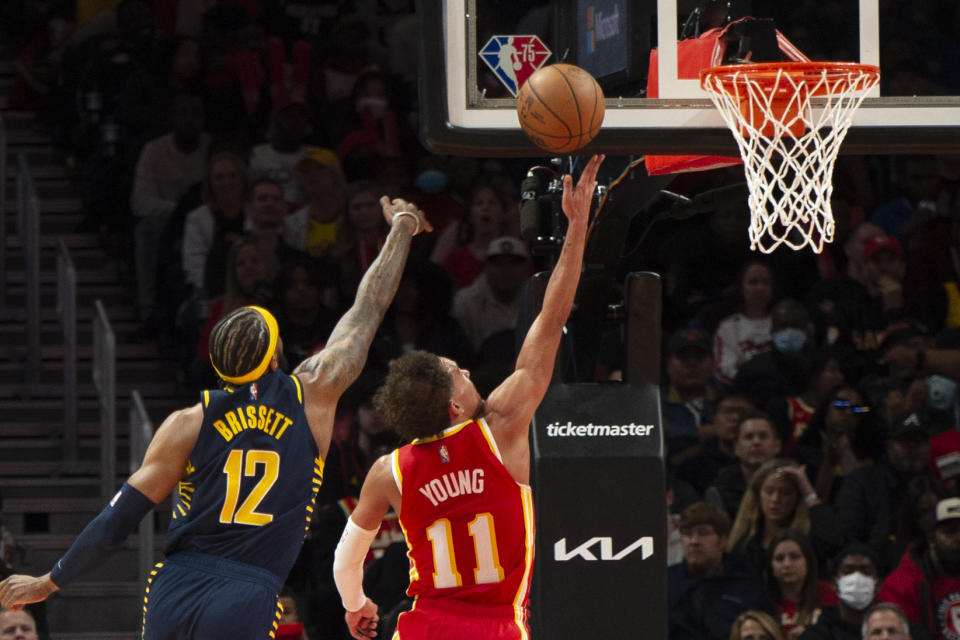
[209,307,272,383]
[373,350,453,442]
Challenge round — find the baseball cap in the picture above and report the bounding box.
[668,328,711,356]
[933,497,960,527]
[887,411,927,441]
[486,236,528,260]
[881,318,930,351]
[863,235,903,261]
[297,147,341,172]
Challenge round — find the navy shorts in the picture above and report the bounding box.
[141,552,283,640]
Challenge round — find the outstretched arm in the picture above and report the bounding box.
[333,455,398,640]
[0,405,201,609]
[486,155,604,449]
[294,199,431,455]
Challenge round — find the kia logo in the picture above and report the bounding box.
[553,536,654,561]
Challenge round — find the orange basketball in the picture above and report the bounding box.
[516,63,605,154]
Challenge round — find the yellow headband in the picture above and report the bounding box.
[210,306,279,386]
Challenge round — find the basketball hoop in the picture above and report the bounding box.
[700,61,880,253]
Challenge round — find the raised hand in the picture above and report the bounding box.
[560,154,605,227]
[379,196,433,236]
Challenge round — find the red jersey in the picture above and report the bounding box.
[879,544,960,640]
[392,418,534,623]
[782,396,814,454]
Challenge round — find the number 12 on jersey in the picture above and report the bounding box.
[219,449,280,526]
[425,513,505,588]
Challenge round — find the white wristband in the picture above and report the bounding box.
[391,210,419,233]
[333,517,379,612]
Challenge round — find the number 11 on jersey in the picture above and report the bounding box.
[425,513,505,588]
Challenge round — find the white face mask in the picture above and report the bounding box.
[836,571,876,610]
[356,96,388,119]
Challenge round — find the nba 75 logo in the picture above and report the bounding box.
[479,35,551,97]
[939,593,960,640]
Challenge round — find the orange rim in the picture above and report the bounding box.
[700,61,880,94]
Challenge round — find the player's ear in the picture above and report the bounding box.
[448,400,462,420]
[269,338,283,371]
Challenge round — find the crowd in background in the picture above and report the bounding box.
[2,1,960,640]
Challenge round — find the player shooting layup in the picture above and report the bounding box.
[333,155,604,640]
[0,198,431,639]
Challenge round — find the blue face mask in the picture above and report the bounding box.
[414,169,447,194]
[927,374,958,411]
[773,328,807,353]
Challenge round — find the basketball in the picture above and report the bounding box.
[516,63,605,154]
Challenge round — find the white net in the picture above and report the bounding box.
[701,63,880,253]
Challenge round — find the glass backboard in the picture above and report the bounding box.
[419,0,960,156]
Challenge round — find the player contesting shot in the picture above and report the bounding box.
[333,154,604,640]
[0,197,432,639]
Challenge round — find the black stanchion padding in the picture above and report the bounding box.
[529,382,666,639]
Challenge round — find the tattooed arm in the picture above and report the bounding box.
[295,197,431,456]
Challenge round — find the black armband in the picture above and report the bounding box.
[917,348,927,373]
[50,482,156,588]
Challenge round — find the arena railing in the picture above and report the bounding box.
[0,114,6,309]
[57,238,78,462]
[129,389,155,583]
[92,299,116,503]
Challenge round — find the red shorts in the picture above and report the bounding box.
[395,596,529,640]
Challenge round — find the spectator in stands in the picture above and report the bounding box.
[901,160,960,334]
[834,411,936,574]
[129,91,210,325]
[181,151,249,297]
[860,602,914,640]
[661,328,718,467]
[882,340,960,384]
[119,35,204,146]
[879,496,960,640]
[768,353,846,455]
[713,260,775,387]
[331,67,414,181]
[0,607,38,640]
[870,155,944,244]
[309,14,379,105]
[240,177,305,283]
[191,237,274,389]
[926,336,960,490]
[432,181,511,289]
[282,147,346,261]
[800,544,885,640]
[277,585,308,640]
[406,155,467,258]
[765,529,837,639]
[333,180,390,308]
[734,300,814,411]
[727,458,845,576]
[806,222,889,381]
[451,236,530,355]
[669,502,768,640]
[860,319,933,430]
[272,256,339,371]
[862,237,908,339]
[248,103,312,208]
[367,260,476,388]
[657,205,753,334]
[676,393,755,495]
[729,610,784,640]
[706,412,782,520]
[790,385,880,504]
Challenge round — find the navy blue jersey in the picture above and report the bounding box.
[164,370,322,583]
